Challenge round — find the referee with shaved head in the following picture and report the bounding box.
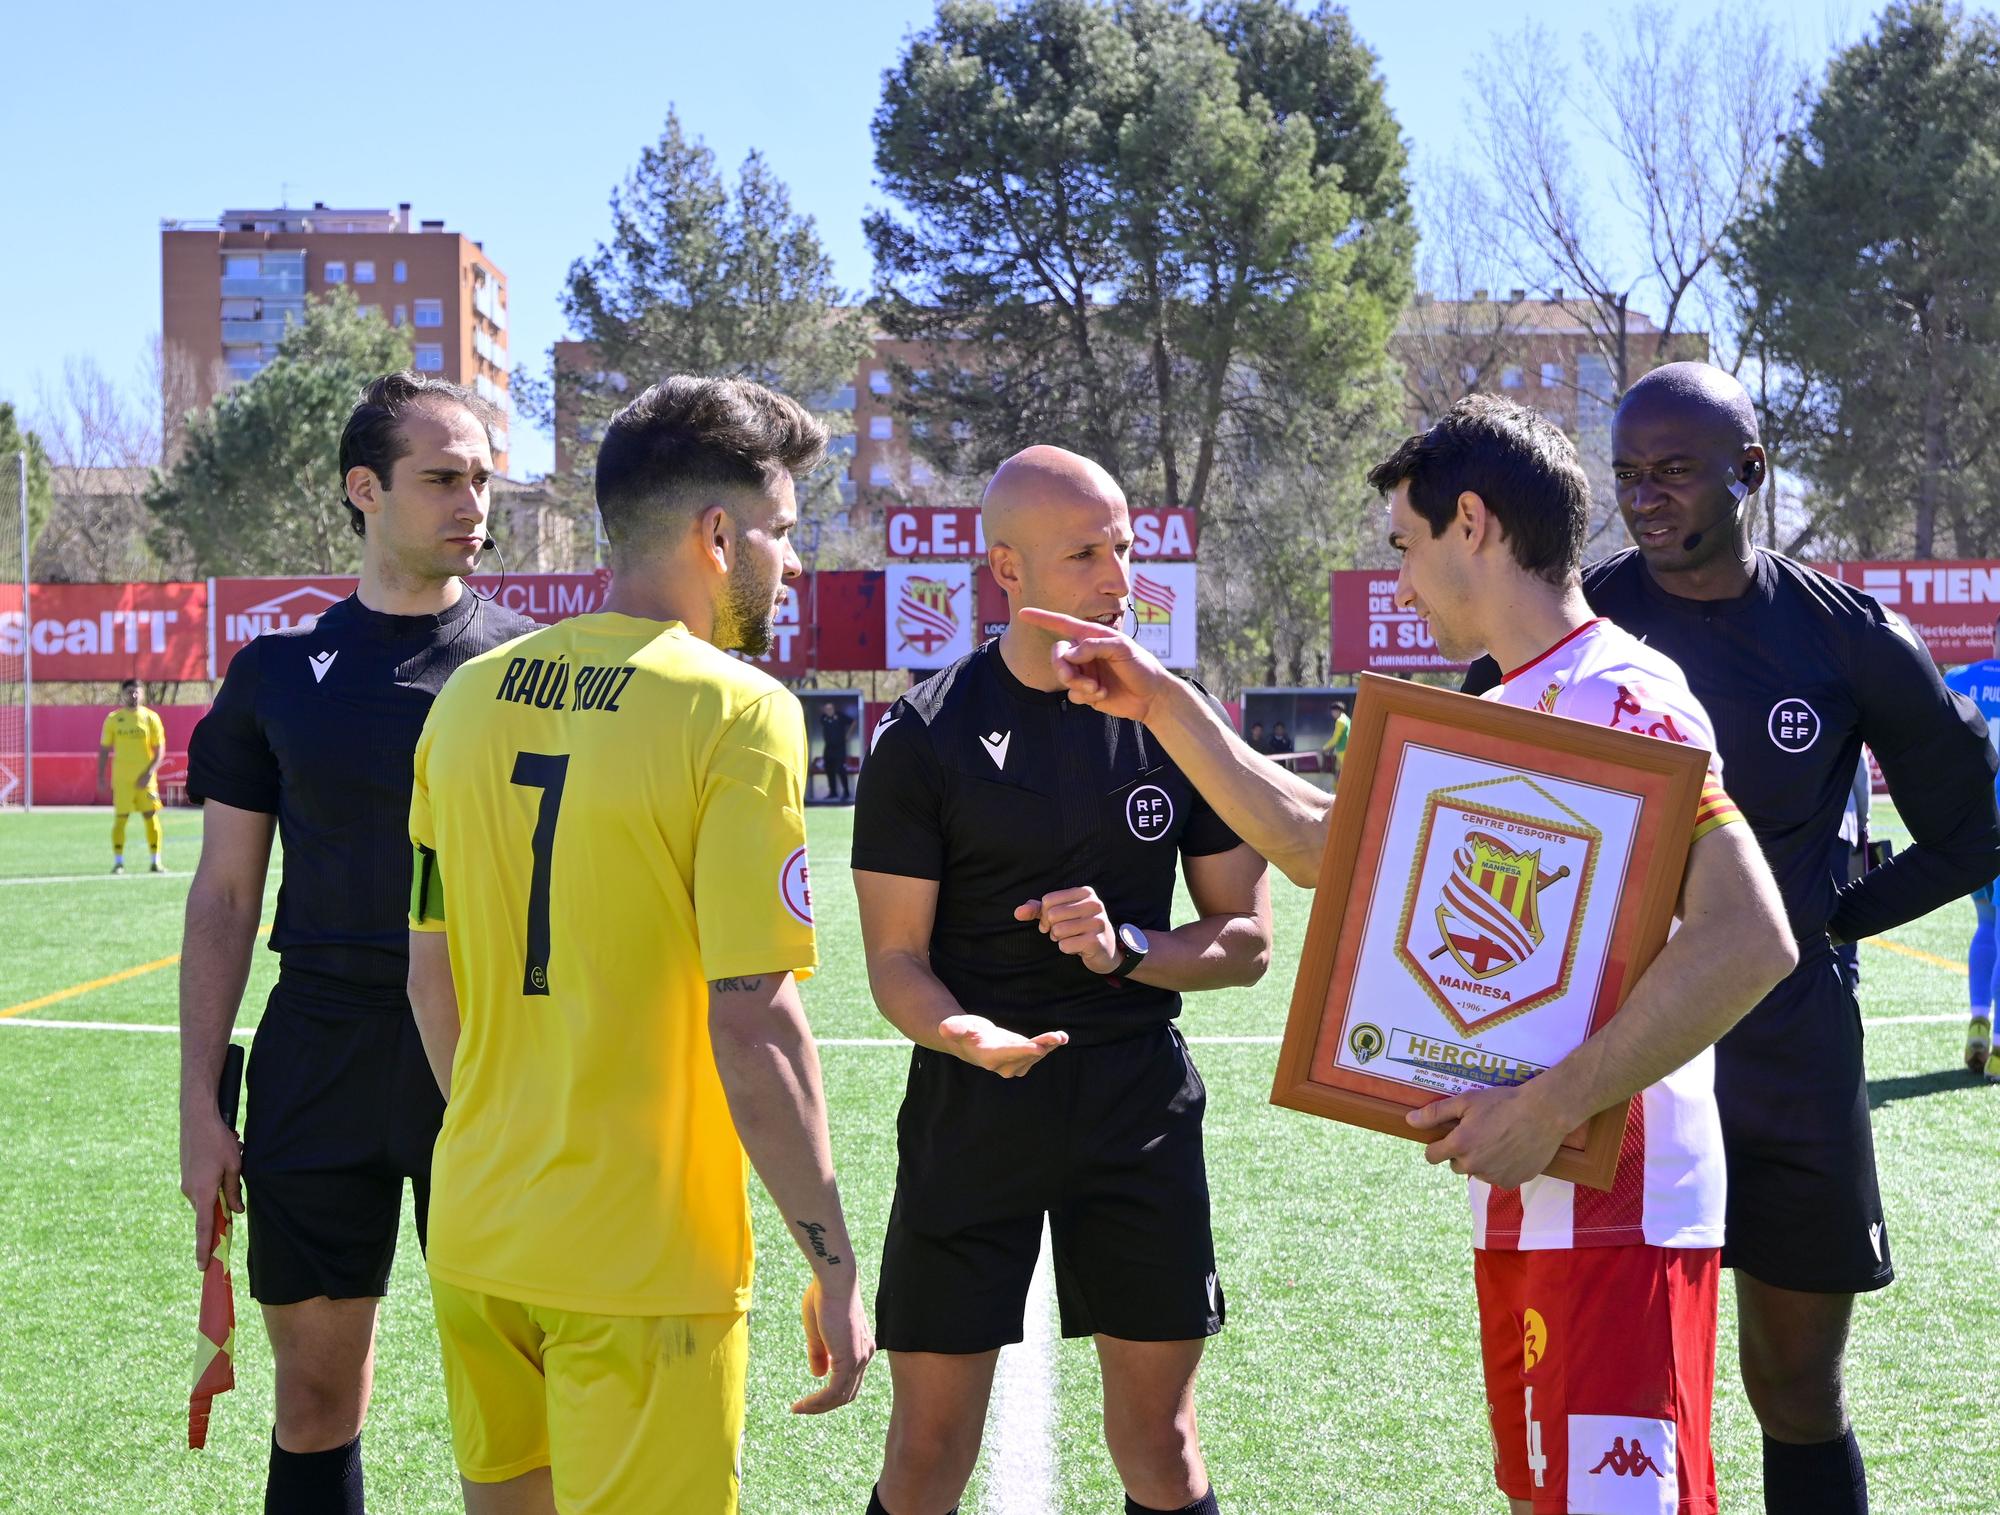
[853,445,1271,1515]
[1466,361,2000,1514]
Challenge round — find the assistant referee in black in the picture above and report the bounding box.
[177,373,535,1514]
[1468,362,2000,1515]
[853,446,1271,1515]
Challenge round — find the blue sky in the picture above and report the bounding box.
[0,0,1868,478]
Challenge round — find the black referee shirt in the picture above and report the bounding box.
[188,590,537,995]
[1467,549,2000,948]
[852,641,1243,1043]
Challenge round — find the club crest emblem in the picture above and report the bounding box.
[1395,774,1600,1036]
[894,575,963,658]
[1434,833,1572,980]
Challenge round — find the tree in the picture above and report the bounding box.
[0,403,55,559]
[146,291,413,575]
[867,0,1414,512]
[32,352,172,582]
[1395,162,1536,421]
[1729,1,2000,558]
[533,109,870,534]
[1465,5,1801,397]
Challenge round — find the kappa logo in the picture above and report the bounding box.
[1768,697,1821,753]
[1127,784,1174,841]
[308,650,338,684]
[979,729,1011,771]
[1522,1308,1547,1372]
[1588,1437,1663,1478]
[1569,1414,1676,1511]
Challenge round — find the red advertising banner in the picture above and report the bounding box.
[1328,569,1465,674]
[212,572,617,674]
[884,506,1198,560]
[211,577,355,672]
[975,564,1008,640]
[1334,560,2000,675]
[813,571,888,671]
[1828,561,2000,665]
[0,581,209,681]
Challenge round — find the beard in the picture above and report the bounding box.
[720,557,779,656]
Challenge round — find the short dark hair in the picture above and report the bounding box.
[120,678,142,693]
[338,371,500,538]
[1367,395,1588,585]
[594,376,827,557]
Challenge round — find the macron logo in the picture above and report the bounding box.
[980,729,1011,771]
[308,650,338,684]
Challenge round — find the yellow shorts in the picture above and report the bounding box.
[430,1277,748,1514]
[113,782,161,815]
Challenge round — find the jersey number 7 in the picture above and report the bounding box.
[511,752,569,996]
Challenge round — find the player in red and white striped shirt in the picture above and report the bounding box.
[1023,396,1796,1515]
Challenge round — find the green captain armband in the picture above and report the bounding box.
[411,843,446,925]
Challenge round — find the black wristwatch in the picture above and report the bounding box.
[1112,923,1151,979]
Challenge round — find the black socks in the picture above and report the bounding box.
[1126,1490,1220,1515]
[1763,1429,1867,1515]
[866,1487,957,1515]
[266,1431,364,1515]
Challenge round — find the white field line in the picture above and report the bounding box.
[981,1220,1059,1515]
[0,871,190,886]
[0,1016,1970,1040]
[0,1017,254,1036]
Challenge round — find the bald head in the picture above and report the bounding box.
[982,446,1126,542]
[1617,361,1759,448]
[1612,361,1768,578]
[982,446,1133,630]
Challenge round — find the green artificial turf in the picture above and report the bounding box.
[0,802,1992,1512]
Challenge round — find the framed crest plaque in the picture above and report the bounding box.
[1271,673,1709,1190]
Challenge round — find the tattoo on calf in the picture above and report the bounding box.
[794,1220,843,1264]
[709,977,764,994]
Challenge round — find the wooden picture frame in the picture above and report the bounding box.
[1270,672,1709,1190]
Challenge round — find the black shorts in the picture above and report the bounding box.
[241,971,445,1305]
[876,1023,1223,1354]
[1714,950,1892,1295]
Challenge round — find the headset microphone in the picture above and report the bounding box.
[471,534,506,603]
[1682,477,1752,553]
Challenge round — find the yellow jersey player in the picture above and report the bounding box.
[99,677,166,872]
[407,375,873,1515]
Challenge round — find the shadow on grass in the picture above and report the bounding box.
[1867,1069,1994,1110]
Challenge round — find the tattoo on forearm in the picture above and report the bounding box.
[794,1220,844,1264]
[709,977,764,994]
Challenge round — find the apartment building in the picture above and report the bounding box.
[161,203,511,468]
[1393,289,1709,459]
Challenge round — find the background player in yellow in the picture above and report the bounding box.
[98,676,166,873]
[407,375,874,1515]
